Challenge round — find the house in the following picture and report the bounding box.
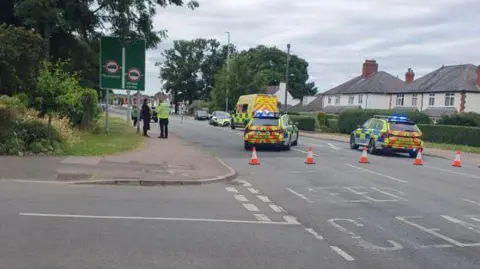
[288,93,324,112]
[390,64,480,116]
[321,60,405,112]
[266,82,299,107]
[152,91,171,106]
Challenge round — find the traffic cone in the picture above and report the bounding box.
[452,150,462,167]
[359,147,369,164]
[249,147,260,165]
[413,149,423,165]
[305,146,315,164]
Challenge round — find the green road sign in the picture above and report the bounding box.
[100,36,146,91]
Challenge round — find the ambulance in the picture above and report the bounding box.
[231,94,279,130]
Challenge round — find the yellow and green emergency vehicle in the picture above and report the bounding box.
[231,94,279,130]
[244,110,299,150]
[350,115,424,158]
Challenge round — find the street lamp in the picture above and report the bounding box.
[225,31,231,112]
[284,44,291,112]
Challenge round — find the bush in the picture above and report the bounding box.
[287,111,300,116]
[326,118,340,133]
[316,112,327,127]
[290,115,316,131]
[22,109,79,146]
[437,113,480,127]
[418,124,480,147]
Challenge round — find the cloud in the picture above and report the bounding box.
[139,0,480,95]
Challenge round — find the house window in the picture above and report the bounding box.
[335,96,340,104]
[429,93,435,106]
[396,94,404,106]
[412,94,417,106]
[445,93,455,106]
[348,96,354,104]
[358,95,363,104]
[328,97,332,104]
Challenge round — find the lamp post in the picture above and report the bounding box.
[284,44,291,112]
[225,31,230,112]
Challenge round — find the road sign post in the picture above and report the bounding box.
[100,36,146,133]
[126,90,131,123]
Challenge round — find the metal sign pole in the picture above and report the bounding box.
[136,90,141,134]
[126,90,131,123]
[105,89,109,134]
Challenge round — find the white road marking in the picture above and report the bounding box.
[345,163,408,183]
[328,143,339,150]
[269,204,283,213]
[424,165,480,179]
[225,187,238,193]
[371,187,408,201]
[461,198,480,206]
[242,203,259,212]
[286,188,314,203]
[237,179,252,187]
[248,188,259,194]
[283,215,300,224]
[257,195,271,203]
[234,195,249,202]
[305,228,324,240]
[330,246,355,261]
[19,213,298,225]
[441,215,480,235]
[253,214,271,222]
[292,148,314,155]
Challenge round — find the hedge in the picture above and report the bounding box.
[338,109,431,134]
[418,124,480,146]
[289,115,316,131]
[437,113,480,127]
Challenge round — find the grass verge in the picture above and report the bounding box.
[424,142,480,154]
[61,115,144,156]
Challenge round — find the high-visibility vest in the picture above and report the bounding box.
[156,103,170,119]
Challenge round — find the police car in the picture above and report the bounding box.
[243,110,299,150]
[350,115,424,158]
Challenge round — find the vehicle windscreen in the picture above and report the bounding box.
[251,118,279,126]
[215,112,230,119]
[389,122,420,132]
[197,111,207,116]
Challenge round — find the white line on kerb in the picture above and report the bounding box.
[225,187,238,193]
[19,213,298,225]
[257,195,271,203]
[242,203,259,212]
[345,163,408,183]
[234,195,249,202]
[330,246,355,261]
[286,188,314,203]
[269,204,283,213]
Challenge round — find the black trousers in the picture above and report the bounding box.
[159,118,169,138]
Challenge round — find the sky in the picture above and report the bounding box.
[137,0,480,96]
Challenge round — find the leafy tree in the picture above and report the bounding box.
[0,24,46,95]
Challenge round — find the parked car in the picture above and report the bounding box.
[209,111,231,127]
[194,110,209,120]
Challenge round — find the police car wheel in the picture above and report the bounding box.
[349,135,359,149]
[408,151,418,158]
[292,133,298,146]
[244,142,252,150]
[368,139,377,154]
[231,124,235,130]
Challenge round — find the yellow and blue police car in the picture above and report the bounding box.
[350,115,424,158]
[244,110,299,150]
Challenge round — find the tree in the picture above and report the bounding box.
[209,45,317,110]
[160,38,236,113]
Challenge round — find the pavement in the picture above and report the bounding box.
[2,110,480,268]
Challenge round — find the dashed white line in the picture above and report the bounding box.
[330,246,355,261]
[283,215,300,224]
[242,203,259,212]
[248,188,259,194]
[345,163,408,183]
[286,188,314,203]
[234,195,249,202]
[253,214,271,222]
[225,187,238,193]
[424,165,480,179]
[269,204,283,213]
[305,228,324,240]
[237,179,252,187]
[461,198,480,206]
[257,195,271,203]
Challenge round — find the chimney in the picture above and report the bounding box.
[405,68,415,83]
[362,60,378,78]
[477,65,480,87]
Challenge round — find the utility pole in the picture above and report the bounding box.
[284,43,291,113]
[225,31,231,113]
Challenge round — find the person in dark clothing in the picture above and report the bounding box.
[140,98,151,137]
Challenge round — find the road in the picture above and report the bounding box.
[2,113,480,268]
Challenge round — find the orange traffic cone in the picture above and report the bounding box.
[305,146,315,164]
[359,147,369,164]
[413,149,423,165]
[452,150,462,167]
[249,147,260,165]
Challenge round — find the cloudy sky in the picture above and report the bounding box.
[139,0,480,95]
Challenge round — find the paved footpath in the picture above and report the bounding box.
[0,126,235,185]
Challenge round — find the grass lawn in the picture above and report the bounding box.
[424,142,480,154]
[61,115,144,156]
